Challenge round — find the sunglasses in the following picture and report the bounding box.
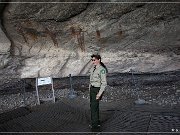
[91,59,96,61]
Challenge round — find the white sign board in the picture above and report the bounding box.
[37,77,52,86]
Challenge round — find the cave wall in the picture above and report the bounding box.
[0,0,11,76]
[1,0,180,78]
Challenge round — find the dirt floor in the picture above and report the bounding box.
[0,97,180,134]
[0,70,180,134]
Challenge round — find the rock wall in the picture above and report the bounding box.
[0,0,11,73]
[0,27,11,68]
[1,0,180,78]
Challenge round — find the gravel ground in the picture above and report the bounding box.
[0,84,180,114]
[0,71,180,114]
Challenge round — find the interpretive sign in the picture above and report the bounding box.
[37,77,52,86]
[36,77,55,105]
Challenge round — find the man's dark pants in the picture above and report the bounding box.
[90,86,100,131]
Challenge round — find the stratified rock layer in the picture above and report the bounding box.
[2,1,180,78]
[0,27,11,69]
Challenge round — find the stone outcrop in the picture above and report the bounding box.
[0,26,10,51]
[1,0,180,78]
[0,1,10,70]
[0,26,11,69]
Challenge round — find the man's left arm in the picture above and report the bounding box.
[96,69,107,99]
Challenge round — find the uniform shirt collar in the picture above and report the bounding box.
[96,64,101,69]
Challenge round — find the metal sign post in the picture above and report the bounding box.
[23,79,26,106]
[130,69,146,105]
[68,74,77,99]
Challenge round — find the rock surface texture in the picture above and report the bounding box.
[1,0,180,78]
[0,28,11,68]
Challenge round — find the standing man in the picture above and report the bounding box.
[89,54,107,132]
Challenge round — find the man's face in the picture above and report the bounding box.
[91,57,100,66]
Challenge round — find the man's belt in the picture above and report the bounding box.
[91,85,100,88]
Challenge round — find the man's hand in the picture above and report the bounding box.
[96,93,101,100]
